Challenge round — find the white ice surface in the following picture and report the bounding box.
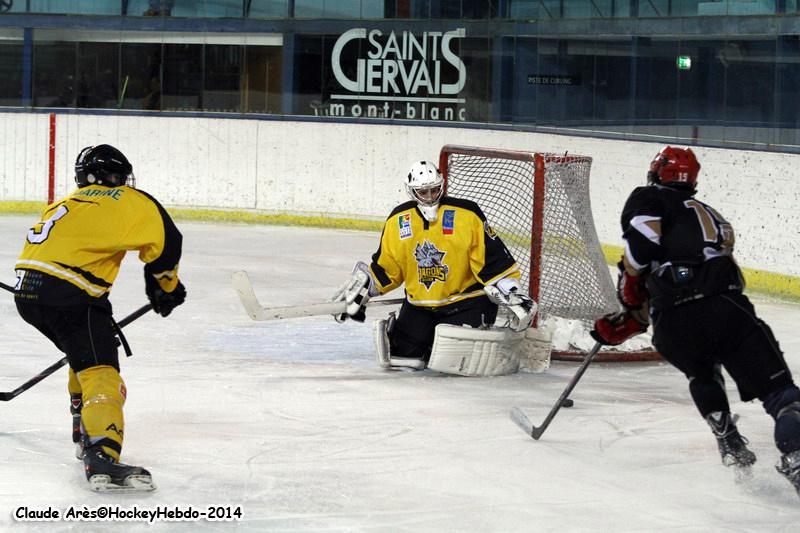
[1,215,799,532]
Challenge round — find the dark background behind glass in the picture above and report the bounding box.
[1,24,798,151]
[0,42,24,105]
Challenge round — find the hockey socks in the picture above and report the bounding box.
[76,366,154,491]
[77,365,126,460]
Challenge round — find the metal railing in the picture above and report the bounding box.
[0,0,794,19]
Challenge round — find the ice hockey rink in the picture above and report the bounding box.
[1,214,799,532]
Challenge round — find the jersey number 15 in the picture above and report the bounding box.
[684,199,734,253]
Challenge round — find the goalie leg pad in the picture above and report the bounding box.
[373,315,393,369]
[428,324,526,376]
[388,357,427,370]
[373,313,426,370]
[519,327,552,373]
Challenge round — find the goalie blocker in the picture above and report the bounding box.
[374,314,551,376]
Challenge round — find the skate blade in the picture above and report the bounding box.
[733,465,754,484]
[722,454,756,469]
[89,474,156,493]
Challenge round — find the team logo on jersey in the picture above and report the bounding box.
[398,213,412,240]
[484,221,497,239]
[414,240,448,289]
[442,209,455,235]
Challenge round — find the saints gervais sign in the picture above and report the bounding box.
[326,28,467,121]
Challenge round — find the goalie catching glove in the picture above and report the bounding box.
[332,261,379,322]
[484,277,537,332]
[590,310,648,346]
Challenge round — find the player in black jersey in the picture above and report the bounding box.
[591,146,800,495]
[14,144,186,492]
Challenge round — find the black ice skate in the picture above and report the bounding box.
[776,450,800,497]
[706,411,757,468]
[83,446,156,492]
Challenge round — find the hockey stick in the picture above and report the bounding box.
[510,341,602,440]
[0,303,152,402]
[232,270,404,321]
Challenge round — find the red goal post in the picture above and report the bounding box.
[439,144,659,362]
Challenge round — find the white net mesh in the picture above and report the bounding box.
[441,146,617,322]
[440,145,657,361]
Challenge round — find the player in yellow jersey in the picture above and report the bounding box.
[334,161,539,374]
[14,144,186,492]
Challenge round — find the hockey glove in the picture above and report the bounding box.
[145,273,186,317]
[617,259,648,310]
[590,310,648,346]
[485,277,538,332]
[332,261,378,323]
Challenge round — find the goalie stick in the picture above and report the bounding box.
[232,270,404,321]
[0,284,152,402]
[510,341,602,440]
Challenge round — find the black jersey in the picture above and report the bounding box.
[620,185,744,310]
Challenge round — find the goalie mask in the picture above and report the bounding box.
[406,160,444,222]
[647,146,700,192]
[75,144,135,188]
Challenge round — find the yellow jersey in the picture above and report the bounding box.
[370,197,519,307]
[15,185,182,305]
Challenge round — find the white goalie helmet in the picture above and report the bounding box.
[405,160,444,222]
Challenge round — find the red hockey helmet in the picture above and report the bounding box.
[647,146,700,190]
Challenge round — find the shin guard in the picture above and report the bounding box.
[775,401,800,454]
[762,385,800,454]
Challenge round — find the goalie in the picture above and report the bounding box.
[333,160,548,376]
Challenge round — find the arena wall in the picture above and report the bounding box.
[1,111,797,295]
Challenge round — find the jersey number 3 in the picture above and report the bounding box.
[27,204,69,244]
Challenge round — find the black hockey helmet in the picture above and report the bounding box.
[74,144,135,188]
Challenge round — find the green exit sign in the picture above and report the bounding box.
[676,56,692,70]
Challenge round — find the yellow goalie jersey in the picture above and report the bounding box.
[370,197,520,307]
[15,184,182,305]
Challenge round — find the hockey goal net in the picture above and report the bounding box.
[439,145,658,362]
